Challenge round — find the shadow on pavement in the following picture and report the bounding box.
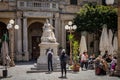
[0,75,12,79]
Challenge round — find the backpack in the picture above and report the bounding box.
[48,53,52,60]
[60,53,67,63]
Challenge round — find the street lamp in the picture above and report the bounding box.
[65,21,77,65]
[7,19,19,67]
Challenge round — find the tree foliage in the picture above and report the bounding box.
[73,3,117,33]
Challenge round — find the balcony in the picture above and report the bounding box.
[17,0,59,11]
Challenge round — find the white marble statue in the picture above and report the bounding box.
[41,19,56,43]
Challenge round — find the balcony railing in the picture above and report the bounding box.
[17,0,59,11]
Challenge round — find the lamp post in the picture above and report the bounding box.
[65,21,77,65]
[7,19,19,67]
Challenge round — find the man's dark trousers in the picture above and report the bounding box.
[48,59,53,71]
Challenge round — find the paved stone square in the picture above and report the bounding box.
[0,62,119,80]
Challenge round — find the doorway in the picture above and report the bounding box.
[32,36,41,59]
[0,22,8,64]
[28,22,43,60]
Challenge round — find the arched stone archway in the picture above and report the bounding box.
[0,22,8,38]
[0,22,8,46]
[0,22,8,64]
[28,22,44,60]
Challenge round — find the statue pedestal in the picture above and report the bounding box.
[37,42,60,69]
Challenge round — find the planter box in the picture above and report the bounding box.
[73,64,80,72]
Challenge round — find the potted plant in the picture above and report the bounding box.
[72,40,80,72]
[68,34,74,65]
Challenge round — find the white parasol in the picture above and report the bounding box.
[1,34,11,66]
[79,35,87,55]
[113,35,118,54]
[108,29,114,55]
[99,24,109,55]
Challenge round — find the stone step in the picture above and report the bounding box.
[31,67,60,70]
[35,63,61,70]
[27,63,71,73]
[27,68,72,73]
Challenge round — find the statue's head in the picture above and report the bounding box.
[45,19,51,26]
[46,19,49,23]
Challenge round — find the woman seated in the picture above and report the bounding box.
[109,56,117,76]
[88,54,95,70]
[95,55,108,75]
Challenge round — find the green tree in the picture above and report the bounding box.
[74,3,117,33]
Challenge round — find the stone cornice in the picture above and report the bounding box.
[24,11,52,18]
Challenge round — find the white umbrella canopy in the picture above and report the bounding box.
[99,25,109,55]
[1,34,11,66]
[113,35,118,54]
[99,26,105,54]
[108,29,114,55]
[79,35,87,55]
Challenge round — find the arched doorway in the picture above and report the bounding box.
[0,22,8,49]
[28,22,43,60]
[0,22,8,39]
[0,22,8,64]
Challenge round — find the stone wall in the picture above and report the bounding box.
[116,1,120,76]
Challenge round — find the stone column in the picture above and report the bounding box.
[9,24,15,66]
[15,18,22,61]
[61,20,66,48]
[116,1,120,76]
[57,19,60,43]
[23,17,29,61]
[55,18,59,42]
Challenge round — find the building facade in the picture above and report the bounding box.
[117,0,120,76]
[0,0,117,62]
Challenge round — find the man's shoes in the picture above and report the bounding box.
[46,71,51,74]
[58,76,63,78]
[58,76,67,79]
[63,76,67,78]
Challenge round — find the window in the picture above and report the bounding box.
[20,2,24,7]
[70,0,77,5]
[52,3,56,8]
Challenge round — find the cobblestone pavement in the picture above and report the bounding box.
[0,61,119,80]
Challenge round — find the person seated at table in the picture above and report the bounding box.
[95,55,108,75]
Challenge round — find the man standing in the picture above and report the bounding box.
[47,48,53,72]
[59,49,67,78]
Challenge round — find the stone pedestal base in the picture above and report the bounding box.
[36,42,60,69]
[37,56,60,69]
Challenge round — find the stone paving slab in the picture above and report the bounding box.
[0,62,119,80]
